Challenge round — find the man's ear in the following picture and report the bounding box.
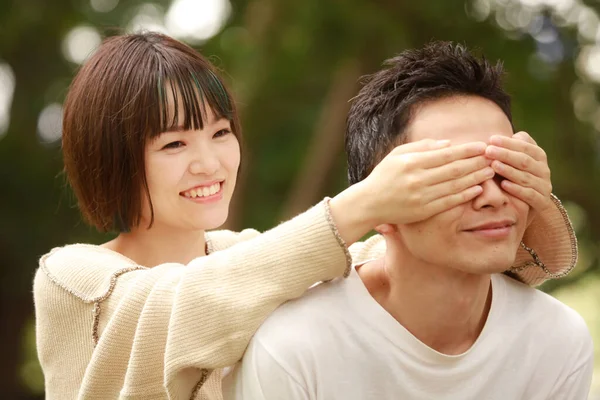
[374,223,399,236]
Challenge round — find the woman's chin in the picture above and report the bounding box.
[194,213,229,231]
[147,210,230,232]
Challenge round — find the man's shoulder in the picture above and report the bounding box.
[500,274,580,316]
[498,274,592,348]
[251,275,355,352]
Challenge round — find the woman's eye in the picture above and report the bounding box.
[162,141,185,150]
[214,129,232,138]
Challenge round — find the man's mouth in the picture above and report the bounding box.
[465,220,515,231]
[464,219,516,238]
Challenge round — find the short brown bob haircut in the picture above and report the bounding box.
[62,32,241,232]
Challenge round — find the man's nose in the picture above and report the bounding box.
[472,176,509,210]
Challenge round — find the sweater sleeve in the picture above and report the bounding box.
[36,200,370,399]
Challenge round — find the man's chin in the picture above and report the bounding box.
[456,252,516,275]
[482,257,515,274]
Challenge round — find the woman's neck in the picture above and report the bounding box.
[102,223,207,267]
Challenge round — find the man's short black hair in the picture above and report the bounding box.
[345,41,512,184]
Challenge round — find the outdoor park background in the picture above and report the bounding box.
[0,0,599,398]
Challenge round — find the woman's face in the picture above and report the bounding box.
[141,100,240,232]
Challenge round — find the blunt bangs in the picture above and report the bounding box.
[155,67,235,138]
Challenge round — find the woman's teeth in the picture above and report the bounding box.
[183,183,221,198]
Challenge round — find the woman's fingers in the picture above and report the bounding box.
[422,186,484,216]
[487,132,553,213]
[500,180,552,212]
[422,155,491,186]
[485,145,549,180]
[488,134,547,163]
[412,141,488,169]
[491,160,552,196]
[424,166,494,203]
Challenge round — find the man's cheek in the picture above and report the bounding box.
[514,198,534,229]
[525,208,535,228]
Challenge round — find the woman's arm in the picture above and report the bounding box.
[35,200,358,399]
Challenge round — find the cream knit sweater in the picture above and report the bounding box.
[34,201,386,400]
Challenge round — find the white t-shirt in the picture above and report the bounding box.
[223,268,594,400]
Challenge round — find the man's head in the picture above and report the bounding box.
[346,41,530,274]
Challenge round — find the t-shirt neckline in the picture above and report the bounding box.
[345,261,506,364]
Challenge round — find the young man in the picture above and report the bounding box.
[223,42,593,399]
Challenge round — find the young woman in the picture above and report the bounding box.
[34,33,521,399]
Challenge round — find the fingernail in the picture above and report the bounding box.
[486,146,498,155]
[489,136,503,145]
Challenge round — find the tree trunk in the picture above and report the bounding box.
[280,59,362,219]
[222,0,278,231]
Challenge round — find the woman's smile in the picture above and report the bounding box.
[180,181,224,203]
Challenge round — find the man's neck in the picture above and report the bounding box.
[357,243,492,355]
[102,223,207,267]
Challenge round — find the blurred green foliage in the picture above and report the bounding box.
[0,0,599,397]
